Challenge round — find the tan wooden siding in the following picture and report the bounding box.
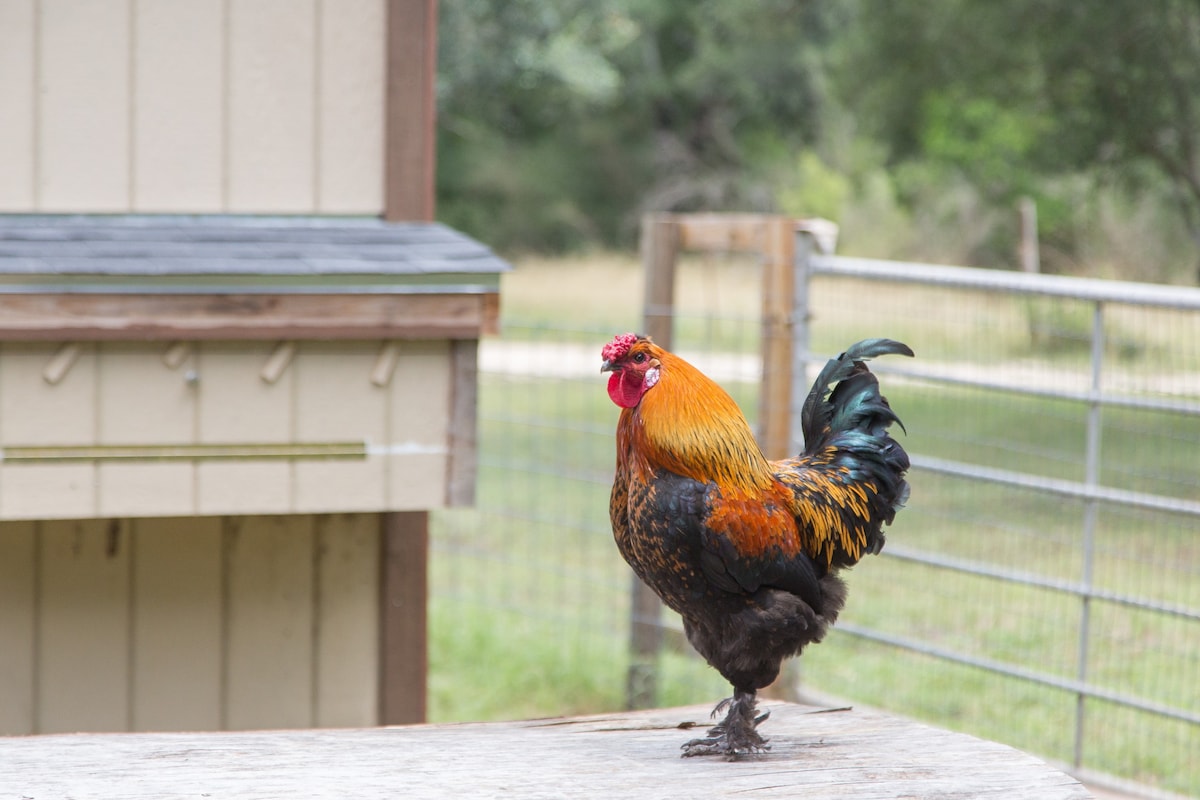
[0,514,381,735]
[0,521,36,734]
[0,0,385,213]
[37,518,132,732]
[313,513,379,727]
[0,1,36,210]
[133,0,225,210]
[131,517,224,732]
[39,0,132,212]
[0,340,449,520]
[319,0,387,213]
[292,342,388,512]
[224,515,317,730]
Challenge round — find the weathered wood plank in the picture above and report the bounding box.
[384,0,437,222]
[379,511,428,725]
[675,213,771,253]
[0,703,1091,799]
[758,216,795,461]
[0,292,498,341]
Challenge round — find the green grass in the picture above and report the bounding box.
[430,256,1200,796]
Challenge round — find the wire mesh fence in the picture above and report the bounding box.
[430,242,1199,796]
[800,255,1200,797]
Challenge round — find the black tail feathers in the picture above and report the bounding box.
[801,339,913,549]
[800,339,913,452]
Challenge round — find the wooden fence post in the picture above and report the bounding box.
[759,217,795,461]
[790,226,815,455]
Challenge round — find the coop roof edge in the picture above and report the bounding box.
[0,214,510,293]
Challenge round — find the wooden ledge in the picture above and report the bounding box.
[0,702,1090,799]
[0,291,500,341]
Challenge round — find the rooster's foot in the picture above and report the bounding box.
[680,694,770,760]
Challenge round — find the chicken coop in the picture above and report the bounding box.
[0,0,505,733]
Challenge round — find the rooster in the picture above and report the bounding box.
[601,333,912,758]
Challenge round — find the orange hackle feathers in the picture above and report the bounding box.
[614,339,773,491]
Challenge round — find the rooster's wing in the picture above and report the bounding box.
[614,469,824,617]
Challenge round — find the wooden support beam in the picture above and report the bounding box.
[385,0,438,222]
[379,511,428,725]
[641,214,680,347]
[674,213,770,253]
[759,217,795,461]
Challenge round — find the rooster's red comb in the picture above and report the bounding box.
[602,332,640,361]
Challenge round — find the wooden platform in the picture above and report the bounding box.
[0,702,1091,799]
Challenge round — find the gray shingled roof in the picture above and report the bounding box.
[0,215,509,293]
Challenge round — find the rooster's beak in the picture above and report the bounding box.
[600,360,616,373]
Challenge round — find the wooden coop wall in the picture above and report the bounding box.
[0,339,452,519]
[0,513,380,734]
[0,0,386,214]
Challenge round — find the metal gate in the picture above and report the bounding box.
[797,247,1200,795]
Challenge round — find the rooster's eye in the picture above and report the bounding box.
[633,352,646,363]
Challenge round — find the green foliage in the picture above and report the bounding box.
[437,0,1200,280]
[437,0,837,252]
[919,93,1047,200]
[841,0,1200,273]
[776,151,851,222]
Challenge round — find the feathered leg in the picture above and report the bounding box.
[681,688,770,759]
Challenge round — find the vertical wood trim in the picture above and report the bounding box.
[384,0,436,221]
[378,510,427,724]
[444,338,477,507]
[759,217,795,461]
[0,522,36,734]
[641,214,680,348]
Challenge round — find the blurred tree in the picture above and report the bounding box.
[436,0,841,251]
[844,0,1200,275]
